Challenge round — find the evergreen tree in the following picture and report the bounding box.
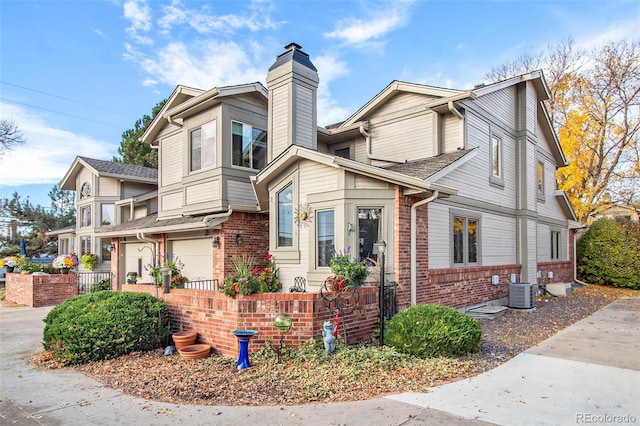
[112,100,166,167]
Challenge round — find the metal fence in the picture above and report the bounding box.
[181,278,220,291]
[383,281,397,320]
[77,272,112,295]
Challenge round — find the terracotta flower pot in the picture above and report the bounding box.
[172,330,197,350]
[178,344,211,360]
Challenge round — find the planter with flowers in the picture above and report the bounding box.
[81,253,98,271]
[329,249,370,287]
[222,254,280,298]
[144,255,187,288]
[52,254,78,274]
[1,256,18,273]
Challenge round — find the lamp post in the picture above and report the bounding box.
[376,240,386,346]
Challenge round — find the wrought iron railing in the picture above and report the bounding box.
[181,278,219,291]
[383,281,397,320]
[77,272,112,295]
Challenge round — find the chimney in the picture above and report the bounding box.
[266,43,319,161]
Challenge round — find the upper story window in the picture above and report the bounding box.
[190,121,216,172]
[358,207,382,263]
[334,147,350,159]
[80,236,91,255]
[80,182,91,199]
[452,214,480,266]
[537,161,545,200]
[101,204,114,226]
[277,184,293,247]
[232,121,267,170]
[80,206,92,228]
[317,210,335,267]
[491,135,502,180]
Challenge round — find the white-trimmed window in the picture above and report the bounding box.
[490,134,503,185]
[59,238,70,255]
[232,121,267,169]
[190,121,216,172]
[80,236,91,256]
[101,239,112,262]
[358,207,382,263]
[101,204,114,226]
[551,230,561,260]
[277,183,293,247]
[452,214,480,266]
[80,206,91,228]
[537,160,545,200]
[317,210,335,267]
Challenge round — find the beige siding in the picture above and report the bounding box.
[428,202,451,268]
[122,182,152,199]
[299,161,338,201]
[482,215,517,265]
[226,179,256,205]
[354,175,388,189]
[161,133,182,186]
[373,92,438,116]
[353,137,367,162]
[271,85,289,159]
[442,113,463,153]
[98,177,119,197]
[537,223,551,261]
[294,85,313,149]
[369,111,433,162]
[186,180,219,204]
[527,82,538,134]
[161,192,182,211]
[474,86,516,130]
[134,205,147,219]
[124,242,150,282]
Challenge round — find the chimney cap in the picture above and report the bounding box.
[268,42,317,72]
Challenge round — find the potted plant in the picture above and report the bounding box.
[81,253,98,271]
[1,256,18,273]
[330,248,370,287]
[52,254,78,274]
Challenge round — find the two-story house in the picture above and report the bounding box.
[55,157,158,273]
[98,42,577,310]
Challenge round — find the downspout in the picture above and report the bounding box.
[448,101,463,120]
[136,232,159,266]
[448,101,465,151]
[360,121,404,164]
[573,227,589,286]
[411,190,439,305]
[129,199,135,221]
[166,115,183,128]
[203,206,233,225]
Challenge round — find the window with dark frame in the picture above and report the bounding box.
[551,230,561,260]
[277,184,293,247]
[453,215,479,265]
[232,121,267,170]
[358,207,382,263]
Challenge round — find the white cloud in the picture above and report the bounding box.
[158,0,282,34]
[0,103,115,186]
[125,40,268,89]
[124,0,153,42]
[314,54,351,126]
[324,1,414,47]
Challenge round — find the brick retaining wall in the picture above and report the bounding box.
[123,284,379,357]
[5,273,78,307]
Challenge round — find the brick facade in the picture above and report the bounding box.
[123,284,379,357]
[5,273,78,307]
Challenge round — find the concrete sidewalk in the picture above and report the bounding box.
[1,298,638,425]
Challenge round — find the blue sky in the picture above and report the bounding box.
[1,0,638,208]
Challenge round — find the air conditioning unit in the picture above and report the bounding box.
[509,283,534,309]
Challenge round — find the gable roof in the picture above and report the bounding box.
[251,145,458,211]
[59,156,157,190]
[341,81,467,127]
[141,82,268,145]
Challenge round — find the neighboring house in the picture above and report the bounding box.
[588,203,639,223]
[55,157,158,273]
[71,43,577,311]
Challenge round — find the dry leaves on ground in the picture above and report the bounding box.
[29,284,637,406]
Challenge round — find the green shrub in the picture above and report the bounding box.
[89,278,111,292]
[577,218,640,289]
[43,291,170,365]
[385,304,481,358]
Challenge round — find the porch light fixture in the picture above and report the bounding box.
[236,233,244,245]
[106,244,115,252]
[212,236,220,248]
[375,240,387,346]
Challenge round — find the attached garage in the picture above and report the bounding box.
[169,238,213,281]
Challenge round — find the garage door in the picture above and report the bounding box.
[169,239,212,281]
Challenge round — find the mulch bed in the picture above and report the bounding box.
[27,284,638,406]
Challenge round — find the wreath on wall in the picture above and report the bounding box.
[294,203,313,228]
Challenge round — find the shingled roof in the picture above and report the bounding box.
[78,157,158,180]
[383,148,477,180]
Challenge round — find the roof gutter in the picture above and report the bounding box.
[203,206,233,225]
[411,190,439,305]
[360,121,404,164]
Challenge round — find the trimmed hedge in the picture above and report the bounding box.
[577,218,640,289]
[43,291,169,365]
[385,304,481,358]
